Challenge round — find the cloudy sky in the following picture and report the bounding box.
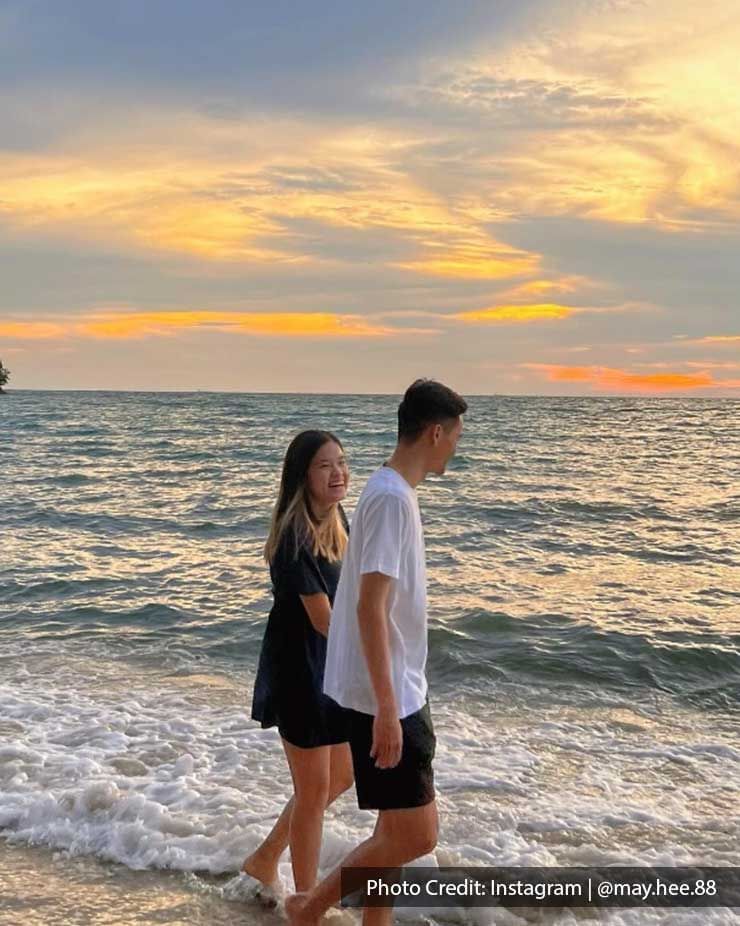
[1,0,739,394]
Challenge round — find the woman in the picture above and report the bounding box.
[243,430,354,896]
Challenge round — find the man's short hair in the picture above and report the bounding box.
[397,378,468,443]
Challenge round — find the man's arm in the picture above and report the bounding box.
[357,572,403,769]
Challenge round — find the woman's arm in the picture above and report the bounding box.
[299,592,332,637]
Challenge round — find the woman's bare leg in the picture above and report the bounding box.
[242,741,353,888]
[242,795,294,887]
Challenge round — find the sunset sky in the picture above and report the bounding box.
[1,0,739,395]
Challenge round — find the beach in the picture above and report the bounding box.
[2,391,738,925]
[0,837,282,926]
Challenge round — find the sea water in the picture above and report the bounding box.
[2,391,738,925]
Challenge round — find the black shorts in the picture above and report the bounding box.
[344,701,436,811]
[275,691,349,750]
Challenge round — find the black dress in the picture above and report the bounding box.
[251,513,349,748]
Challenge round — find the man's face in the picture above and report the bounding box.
[431,416,463,475]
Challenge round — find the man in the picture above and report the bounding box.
[287,378,467,926]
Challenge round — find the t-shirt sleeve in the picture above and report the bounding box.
[359,493,408,579]
[274,532,326,597]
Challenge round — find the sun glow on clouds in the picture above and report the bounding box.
[0,143,534,274]
[393,238,538,279]
[429,1,740,227]
[0,156,285,260]
[0,312,395,340]
[525,364,740,392]
[2,6,739,394]
[687,335,740,346]
[0,321,67,339]
[503,278,585,298]
[454,303,574,323]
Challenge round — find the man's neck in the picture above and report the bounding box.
[384,446,426,489]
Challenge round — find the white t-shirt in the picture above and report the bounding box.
[323,464,428,719]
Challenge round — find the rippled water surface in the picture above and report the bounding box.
[2,391,739,925]
[4,392,738,702]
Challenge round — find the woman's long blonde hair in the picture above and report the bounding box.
[264,430,348,565]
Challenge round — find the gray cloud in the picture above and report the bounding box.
[389,70,674,135]
[0,1,544,114]
[0,222,522,317]
[491,216,740,336]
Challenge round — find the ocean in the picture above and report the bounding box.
[2,391,738,926]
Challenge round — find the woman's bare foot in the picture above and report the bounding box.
[285,892,319,926]
[241,850,280,890]
[241,850,283,907]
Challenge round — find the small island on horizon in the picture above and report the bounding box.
[0,359,10,394]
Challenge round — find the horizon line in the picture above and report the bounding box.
[2,388,738,400]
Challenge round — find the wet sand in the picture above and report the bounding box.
[0,839,278,926]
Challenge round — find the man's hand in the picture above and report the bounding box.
[370,705,403,769]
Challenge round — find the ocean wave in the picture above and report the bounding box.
[2,504,265,540]
[1,656,737,889]
[427,611,740,706]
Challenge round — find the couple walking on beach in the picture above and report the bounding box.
[245,378,467,926]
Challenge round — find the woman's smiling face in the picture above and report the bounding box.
[306,440,349,514]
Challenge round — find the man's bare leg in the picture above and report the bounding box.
[286,800,438,926]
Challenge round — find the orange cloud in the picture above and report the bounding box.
[0,154,288,260]
[499,278,587,299]
[0,321,66,339]
[0,147,541,276]
[687,335,740,346]
[537,365,593,382]
[525,363,740,391]
[395,243,537,280]
[81,310,393,339]
[454,303,574,323]
[427,3,740,230]
[685,361,740,370]
[1,311,394,341]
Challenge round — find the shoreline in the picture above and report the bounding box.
[0,838,274,926]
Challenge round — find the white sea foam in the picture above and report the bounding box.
[0,648,737,925]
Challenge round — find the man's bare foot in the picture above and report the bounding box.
[285,892,319,926]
